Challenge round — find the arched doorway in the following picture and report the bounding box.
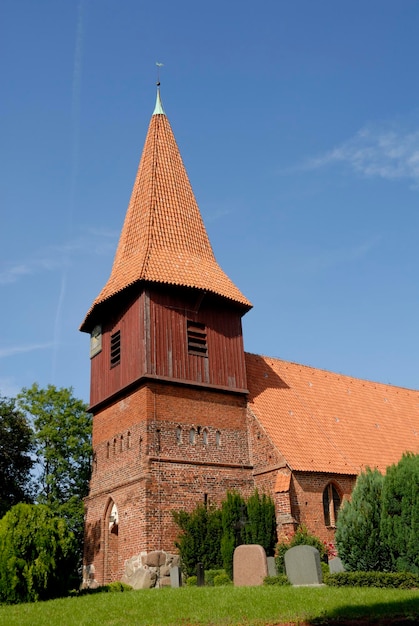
[104,499,119,583]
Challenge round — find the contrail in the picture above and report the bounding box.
[51,0,85,382]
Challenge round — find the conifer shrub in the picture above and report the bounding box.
[172,504,222,576]
[380,453,419,574]
[335,467,389,572]
[173,490,277,580]
[245,489,277,557]
[0,503,77,603]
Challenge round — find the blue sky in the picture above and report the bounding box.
[1,0,418,403]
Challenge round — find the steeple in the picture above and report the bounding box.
[81,87,251,332]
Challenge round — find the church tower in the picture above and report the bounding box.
[81,88,253,584]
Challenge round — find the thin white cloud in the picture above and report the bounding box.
[0,343,54,358]
[304,123,419,185]
[0,229,118,285]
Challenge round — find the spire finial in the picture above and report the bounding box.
[156,61,164,86]
[153,62,165,115]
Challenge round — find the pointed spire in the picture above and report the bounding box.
[81,90,251,331]
[153,85,165,115]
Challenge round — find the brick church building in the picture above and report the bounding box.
[81,88,419,584]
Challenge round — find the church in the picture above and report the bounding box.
[81,87,419,584]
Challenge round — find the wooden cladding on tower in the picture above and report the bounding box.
[187,321,208,357]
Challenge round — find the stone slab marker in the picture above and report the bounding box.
[233,544,268,587]
[329,556,344,574]
[267,556,277,577]
[284,545,322,586]
[170,565,182,588]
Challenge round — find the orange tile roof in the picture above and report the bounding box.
[246,353,419,475]
[81,91,251,331]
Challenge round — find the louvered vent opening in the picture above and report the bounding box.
[110,330,121,367]
[187,321,207,356]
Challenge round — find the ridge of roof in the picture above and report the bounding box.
[81,89,251,331]
[245,351,419,393]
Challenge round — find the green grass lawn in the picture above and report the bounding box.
[0,586,418,626]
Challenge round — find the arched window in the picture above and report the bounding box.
[120,435,124,453]
[127,431,131,449]
[106,442,110,459]
[215,430,221,449]
[189,428,196,445]
[323,483,341,527]
[176,426,182,444]
[202,428,209,445]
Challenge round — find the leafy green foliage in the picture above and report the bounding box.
[245,489,277,556]
[17,383,92,505]
[0,503,77,603]
[275,525,326,574]
[263,574,290,586]
[0,395,33,517]
[173,504,223,576]
[327,571,419,588]
[17,384,92,574]
[335,467,390,572]
[380,453,419,573]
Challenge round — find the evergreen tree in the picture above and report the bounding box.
[221,491,247,578]
[0,503,77,603]
[0,395,33,517]
[245,489,277,556]
[335,468,389,571]
[173,504,222,576]
[381,453,419,573]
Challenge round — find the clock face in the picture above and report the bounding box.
[90,324,102,358]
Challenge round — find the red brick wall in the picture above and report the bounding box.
[291,472,355,544]
[84,380,254,584]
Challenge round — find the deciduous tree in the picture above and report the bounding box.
[0,395,33,518]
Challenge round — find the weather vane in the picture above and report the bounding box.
[156,62,164,86]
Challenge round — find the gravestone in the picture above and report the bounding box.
[170,565,182,588]
[196,562,204,587]
[329,556,344,574]
[284,545,322,586]
[233,544,268,586]
[267,556,277,577]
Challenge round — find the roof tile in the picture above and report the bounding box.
[246,353,419,474]
[81,99,251,330]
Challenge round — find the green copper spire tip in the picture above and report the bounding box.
[153,85,165,115]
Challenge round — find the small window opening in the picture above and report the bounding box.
[203,428,208,445]
[187,321,207,356]
[176,426,182,444]
[106,442,110,459]
[323,483,341,527]
[189,428,196,445]
[127,431,131,449]
[120,435,124,453]
[110,330,121,367]
[113,438,117,455]
[204,493,208,507]
[216,430,221,448]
